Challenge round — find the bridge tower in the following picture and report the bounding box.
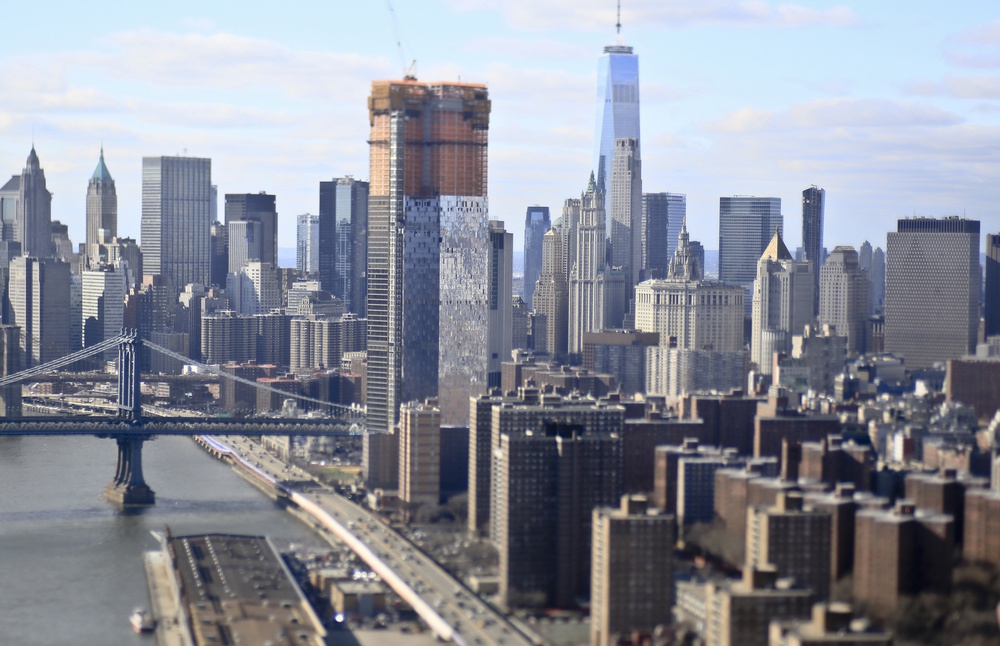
[0,325,22,417]
[105,330,155,505]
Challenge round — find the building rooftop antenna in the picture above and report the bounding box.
[616,0,622,35]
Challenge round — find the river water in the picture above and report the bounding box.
[0,435,327,645]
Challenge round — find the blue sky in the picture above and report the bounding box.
[1,0,999,257]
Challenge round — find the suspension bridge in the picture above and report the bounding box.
[0,330,365,505]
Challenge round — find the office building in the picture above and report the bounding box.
[398,398,441,509]
[985,232,1000,338]
[488,221,513,388]
[296,213,319,276]
[15,147,54,258]
[718,196,783,314]
[818,246,868,355]
[558,197,581,283]
[590,495,675,646]
[319,177,369,314]
[642,192,685,280]
[210,221,228,288]
[594,36,640,205]
[532,229,568,357]
[9,256,70,367]
[885,217,979,369]
[495,425,622,609]
[227,261,280,315]
[141,156,212,290]
[364,80,490,487]
[750,230,814,374]
[635,222,744,353]
[85,148,117,266]
[225,193,277,271]
[608,137,642,288]
[870,246,885,315]
[801,186,825,313]
[746,492,832,600]
[522,206,550,308]
[582,329,658,394]
[81,266,127,360]
[511,296,529,350]
[569,174,612,353]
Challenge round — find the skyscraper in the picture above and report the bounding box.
[522,206,550,309]
[85,148,117,266]
[802,185,825,313]
[750,229,814,374]
[319,177,369,314]
[81,265,127,360]
[488,220,513,387]
[641,192,686,280]
[985,232,1000,338]
[569,174,609,354]
[608,137,642,288]
[296,213,319,276]
[818,246,869,356]
[225,193,278,270]
[141,156,212,290]
[364,79,490,455]
[885,217,979,369]
[533,229,568,357]
[9,256,70,367]
[16,147,54,258]
[871,246,885,314]
[594,36,640,207]
[719,196,783,315]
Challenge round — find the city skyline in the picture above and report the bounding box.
[1,2,998,256]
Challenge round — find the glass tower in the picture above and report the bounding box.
[719,196,783,316]
[594,44,640,209]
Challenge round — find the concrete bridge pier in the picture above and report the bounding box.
[105,436,155,505]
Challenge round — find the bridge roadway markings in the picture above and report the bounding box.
[209,435,534,646]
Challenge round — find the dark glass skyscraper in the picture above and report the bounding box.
[986,232,1000,338]
[318,177,368,314]
[522,206,550,308]
[802,185,825,313]
[224,192,277,271]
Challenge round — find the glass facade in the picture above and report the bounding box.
[594,46,640,208]
[718,196,782,315]
[522,206,550,309]
[295,213,319,276]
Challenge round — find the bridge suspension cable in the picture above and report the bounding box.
[143,340,363,418]
[0,337,121,387]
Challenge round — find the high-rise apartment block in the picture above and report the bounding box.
[85,148,117,266]
[319,177,369,314]
[364,80,491,488]
[705,567,813,646]
[885,217,979,369]
[719,196,783,315]
[801,186,825,313]
[590,495,675,646]
[751,230,814,374]
[522,206,550,308]
[818,246,868,356]
[141,156,212,290]
[746,492,832,600]
[296,213,319,276]
[9,256,70,367]
[495,425,622,609]
[398,398,441,508]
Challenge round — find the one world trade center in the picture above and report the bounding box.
[593,37,640,207]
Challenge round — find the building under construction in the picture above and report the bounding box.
[364,79,492,489]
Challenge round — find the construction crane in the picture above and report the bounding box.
[386,0,417,80]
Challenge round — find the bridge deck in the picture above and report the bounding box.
[0,417,363,436]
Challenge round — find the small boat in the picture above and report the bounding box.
[130,608,155,633]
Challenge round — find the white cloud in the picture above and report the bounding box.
[445,0,860,31]
[906,76,1000,100]
[707,98,962,133]
[944,20,1000,69]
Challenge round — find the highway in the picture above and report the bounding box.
[206,435,537,646]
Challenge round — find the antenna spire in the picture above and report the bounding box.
[616,0,621,35]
